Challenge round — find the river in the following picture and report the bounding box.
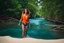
[0,18,64,39]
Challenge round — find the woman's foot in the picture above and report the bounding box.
[22,36,26,38]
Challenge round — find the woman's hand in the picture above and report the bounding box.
[18,20,21,26]
[18,23,20,26]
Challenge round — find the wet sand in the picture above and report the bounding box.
[0,36,64,43]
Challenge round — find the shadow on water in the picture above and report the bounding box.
[0,18,64,39]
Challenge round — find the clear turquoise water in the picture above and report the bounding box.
[0,18,62,39]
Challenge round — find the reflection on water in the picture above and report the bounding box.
[0,18,63,39]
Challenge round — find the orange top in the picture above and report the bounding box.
[21,14,30,24]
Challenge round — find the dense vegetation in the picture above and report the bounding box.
[41,0,64,22]
[0,0,38,19]
[0,0,64,22]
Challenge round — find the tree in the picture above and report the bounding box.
[41,0,64,22]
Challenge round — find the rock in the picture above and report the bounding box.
[0,16,18,23]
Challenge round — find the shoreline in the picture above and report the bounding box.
[0,36,64,43]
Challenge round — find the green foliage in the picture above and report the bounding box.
[0,0,64,21]
[41,0,64,21]
[0,0,39,19]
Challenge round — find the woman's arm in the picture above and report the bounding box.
[29,22,30,28]
[28,14,30,28]
[18,19,21,26]
[18,14,23,26]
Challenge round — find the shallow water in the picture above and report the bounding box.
[0,18,63,39]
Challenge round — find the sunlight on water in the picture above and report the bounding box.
[30,18,44,25]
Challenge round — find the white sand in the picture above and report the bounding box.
[0,36,64,43]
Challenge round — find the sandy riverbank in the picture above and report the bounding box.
[0,36,64,43]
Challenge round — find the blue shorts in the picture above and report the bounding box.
[22,22,29,26]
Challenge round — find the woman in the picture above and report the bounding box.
[18,8,30,38]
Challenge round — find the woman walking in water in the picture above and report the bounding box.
[18,8,30,38]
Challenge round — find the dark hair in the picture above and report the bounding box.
[22,8,30,14]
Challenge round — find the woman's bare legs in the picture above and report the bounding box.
[22,24,25,37]
[25,26,29,37]
[22,24,29,37]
